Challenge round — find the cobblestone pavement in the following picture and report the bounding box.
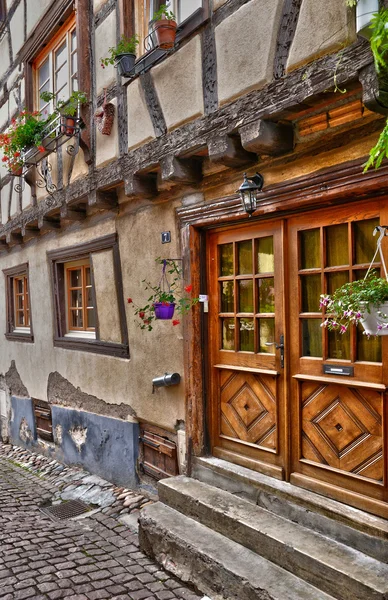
[0,451,203,600]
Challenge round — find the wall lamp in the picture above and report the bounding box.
[237,172,264,216]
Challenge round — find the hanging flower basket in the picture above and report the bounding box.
[359,302,388,335]
[153,302,176,319]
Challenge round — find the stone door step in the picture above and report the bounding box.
[193,456,388,561]
[139,502,336,600]
[156,476,388,600]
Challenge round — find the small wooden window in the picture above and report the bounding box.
[34,15,77,114]
[33,399,53,442]
[3,263,33,343]
[65,260,96,333]
[14,275,30,328]
[139,426,179,480]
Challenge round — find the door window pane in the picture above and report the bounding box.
[326,224,348,267]
[221,318,235,350]
[300,229,320,269]
[328,329,350,360]
[301,274,321,312]
[301,319,322,357]
[238,280,253,313]
[327,271,349,295]
[257,237,274,273]
[258,318,275,353]
[220,244,233,276]
[238,240,252,274]
[354,218,379,265]
[221,281,234,313]
[239,318,254,352]
[258,278,274,313]
[357,326,381,362]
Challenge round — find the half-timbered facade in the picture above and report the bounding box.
[0,0,388,556]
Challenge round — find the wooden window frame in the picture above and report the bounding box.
[65,260,96,334]
[3,263,34,343]
[33,14,77,114]
[48,234,129,358]
[0,0,6,24]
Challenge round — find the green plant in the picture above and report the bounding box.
[369,8,388,72]
[152,4,175,21]
[320,271,388,334]
[40,90,88,117]
[0,110,47,172]
[127,258,198,331]
[345,0,358,6]
[100,34,140,68]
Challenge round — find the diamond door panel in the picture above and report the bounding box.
[220,369,277,451]
[301,382,383,481]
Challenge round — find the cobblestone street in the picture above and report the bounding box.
[0,450,203,600]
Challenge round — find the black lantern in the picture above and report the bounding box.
[237,172,264,216]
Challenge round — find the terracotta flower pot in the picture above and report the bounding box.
[153,302,175,319]
[154,19,177,49]
[10,164,23,176]
[61,116,76,136]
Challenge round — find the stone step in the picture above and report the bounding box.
[158,475,388,600]
[193,456,388,561]
[139,502,336,600]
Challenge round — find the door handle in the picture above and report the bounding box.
[265,334,284,369]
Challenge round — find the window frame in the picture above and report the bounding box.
[33,14,77,114]
[48,234,129,358]
[3,263,34,343]
[65,258,96,336]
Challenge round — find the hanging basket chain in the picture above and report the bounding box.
[365,225,388,281]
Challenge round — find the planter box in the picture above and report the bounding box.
[360,302,388,335]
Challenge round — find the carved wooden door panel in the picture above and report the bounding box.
[207,222,286,479]
[288,201,388,515]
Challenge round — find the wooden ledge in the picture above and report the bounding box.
[293,373,386,391]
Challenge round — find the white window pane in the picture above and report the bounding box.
[72,76,78,93]
[55,40,67,70]
[55,64,69,101]
[178,0,201,22]
[71,51,77,77]
[71,30,77,52]
[38,58,50,88]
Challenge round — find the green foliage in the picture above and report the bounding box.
[320,271,388,334]
[127,258,198,331]
[152,4,176,21]
[40,90,88,117]
[0,110,46,172]
[363,118,388,171]
[369,9,388,72]
[345,0,358,7]
[100,35,140,67]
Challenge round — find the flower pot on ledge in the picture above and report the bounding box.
[115,53,136,77]
[153,302,175,320]
[153,19,177,49]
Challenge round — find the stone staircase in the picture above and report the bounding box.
[138,456,388,600]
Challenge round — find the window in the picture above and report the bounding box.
[3,263,33,342]
[149,0,202,25]
[65,259,96,337]
[48,234,129,358]
[34,15,77,114]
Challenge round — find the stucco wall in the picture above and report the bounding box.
[0,199,186,432]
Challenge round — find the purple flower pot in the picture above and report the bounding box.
[153,302,175,320]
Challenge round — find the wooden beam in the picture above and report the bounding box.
[6,231,23,246]
[160,156,202,186]
[38,216,60,232]
[208,134,256,167]
[76,0,92,164]
[88,190,118,209]
[124,173,158,199]
[60,205,86,224]
[21,225,40,242]
[239,120,294,156]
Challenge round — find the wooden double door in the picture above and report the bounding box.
[207,201,388,516]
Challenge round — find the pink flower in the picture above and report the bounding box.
[340,325,347,334]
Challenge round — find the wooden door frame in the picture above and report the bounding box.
[178,156,388,477]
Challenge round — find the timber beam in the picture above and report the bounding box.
[159,156,202,187]
[6,231,23,246]
[124,173,158,200]
[21,224,40,242]
[208,134,257,167]
[38,216,61,232]
[60,204,87,225]
[88,190,118,210]
[239,120,294,156]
